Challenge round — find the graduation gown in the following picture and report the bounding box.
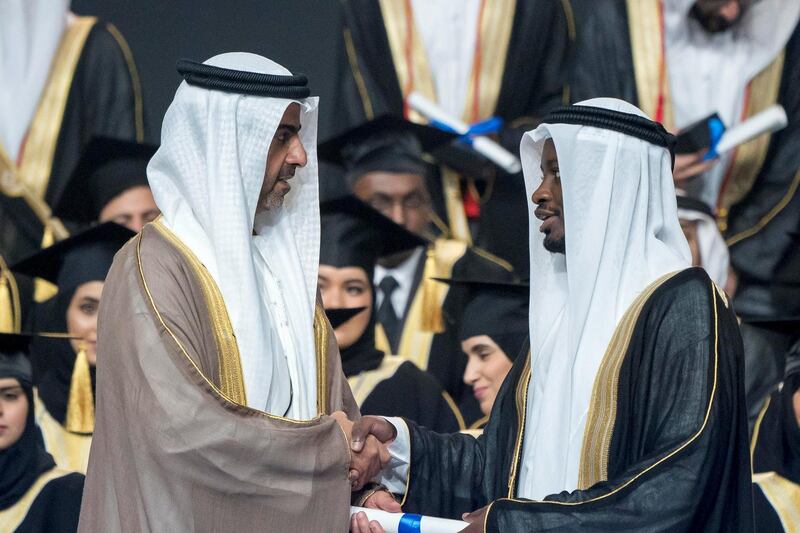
[0,17,144,267]
[336,0,572,271]
[568,0,800,317]
[375,240,514,425]
[395,268,753,532]
[78,222,359,532]
[2,469,84,533]
[345,348,463,434]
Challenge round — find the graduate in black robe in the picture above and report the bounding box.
[751,337,800,532]
[0,333,84,533]
[350,100,752,533]
[320,196,462,433]
[334,0,572,272]
[319,117,516,425]
[0,14,144,267]
[52,137,159,233]
[10,223,134,473]
[567,0,800,318]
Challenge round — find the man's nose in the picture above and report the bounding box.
[531,181,550,205]
[388,203,406,227]
[287,138,307,167]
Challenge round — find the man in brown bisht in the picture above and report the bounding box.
[79,53,383,531]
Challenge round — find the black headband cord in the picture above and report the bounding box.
[176,59,311,99]
[544,105,677,167]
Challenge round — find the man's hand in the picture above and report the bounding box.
[363,490,401,513]
[350,510,387,533]
[673,150,718,183]
[350,435,390,490]
[351,416,397,452]
[460,506,489,532]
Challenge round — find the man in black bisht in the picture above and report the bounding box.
[568,0,800,319]
[350,99,752,533]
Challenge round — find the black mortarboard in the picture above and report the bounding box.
[435,278,529,360]
[325,307,368,329]
[53,137,157,224]
[319,195,426,279]
[11,223,135,292]
[0,333,33,384]
[676,195,715,218]
[318,115,456,184]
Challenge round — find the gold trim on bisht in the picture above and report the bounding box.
[577,270,682,489]
[151,218,248,406]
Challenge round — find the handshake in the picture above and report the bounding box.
[331,412,398,492]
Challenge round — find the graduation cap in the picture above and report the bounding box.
[319,195,426,279]
[325,307,368,329]
[11,222,135,292]
[53,136,157,224]
[435,277,529,360]
[0,333,33,384]
[317,115,456,184]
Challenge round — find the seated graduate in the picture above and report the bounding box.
[10,223,134,472]
[751,324,800,532]
[436,278,529,432]
[319,116,515,425]
[320,195,463,433]
[350,99,751,533]
[0,333,84,533]
[52,137,160,233]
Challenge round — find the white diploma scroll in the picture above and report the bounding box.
[714,104,788,155]
[406,92,523,174]
[350,507,468,533]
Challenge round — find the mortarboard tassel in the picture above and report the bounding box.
[65,344,95,434]
[420,248,445,333]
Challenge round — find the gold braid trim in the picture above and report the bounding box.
[626,0,674,130]
[506,353,532,497]
[314,303,330,414]
[577,270,682,489]
[151,219,247,406]
[347,355,405,406]
[106,23,145,143]
[343,27,374,120]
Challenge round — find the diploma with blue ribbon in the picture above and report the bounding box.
[350,507,468,533]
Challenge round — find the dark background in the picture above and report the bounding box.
[72,0,347,143]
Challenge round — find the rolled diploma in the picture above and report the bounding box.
[407,92,522,174]
[714,104,787,154]
[350,507,468,533]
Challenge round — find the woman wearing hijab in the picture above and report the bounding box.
[320,195,463,433]
[11,223,134,473]
[0,333,83,532]
[751,334,800,532]
[436,279,528,431]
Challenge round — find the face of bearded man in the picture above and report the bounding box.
[531,138,566,254]
[690,0,753,33]
[258,102,307,213]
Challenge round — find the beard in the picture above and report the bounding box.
[543,234,566,254]
[690,2,744,33]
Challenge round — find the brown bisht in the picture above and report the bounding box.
[78,222,358,532]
